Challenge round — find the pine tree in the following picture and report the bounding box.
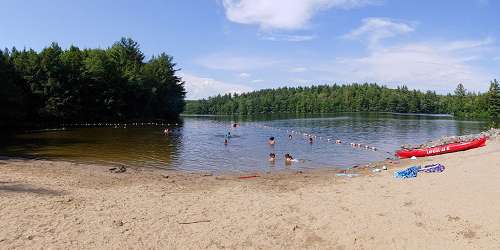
[488,79,500,119]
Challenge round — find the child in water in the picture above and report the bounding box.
[268,153,276,162]
[268,136,275,145]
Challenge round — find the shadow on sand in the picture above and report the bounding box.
[0,182,64,196]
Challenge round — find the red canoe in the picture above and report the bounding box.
[396,137,487,159]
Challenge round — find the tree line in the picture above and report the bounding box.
[185,81,500,120]
[0,38,186,128]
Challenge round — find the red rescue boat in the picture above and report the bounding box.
[396,137,487,159]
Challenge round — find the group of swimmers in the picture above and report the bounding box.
[223,122,378,165]
[267,135,306,165]
[269,135,315,145]
[267,152,296,164]
[224,125,239,145]
[350,142,377,151]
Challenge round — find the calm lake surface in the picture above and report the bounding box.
[0,113,488,173]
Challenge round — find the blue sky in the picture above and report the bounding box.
[1,0,499,99]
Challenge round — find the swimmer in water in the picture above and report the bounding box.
[336,139,342,144]
[227,131,231,138]
[284,153,295,165]
[224,138,228,145]
[268,136,275,145]
[288,134,293,140]
[309,137,314,144]
[268,153,276,162]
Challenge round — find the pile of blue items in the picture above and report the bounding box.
[419,163,445,173]
[394,164,445,179]
[394,166,420,178]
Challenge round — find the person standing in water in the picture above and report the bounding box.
[224,138,228,145]
[284,153,294,165]
[268,137,275,145]
[288,134,293,140]
[309,137,314,144]
[268,153,276,163]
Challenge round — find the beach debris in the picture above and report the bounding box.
[335,173,360,178]
[382,165,388,170]
[238,175,260,179]
[109,166,127,173]
[372,168,382,173]
[113,220,124,227]
[57,197,74,203]
[161,175,169,179]
[178,220,211,225]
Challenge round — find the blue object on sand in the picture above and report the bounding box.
[394,166,420,178]
[419,164,445,173]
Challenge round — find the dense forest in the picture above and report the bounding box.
[0,38,185,128]
[185,81,500,121]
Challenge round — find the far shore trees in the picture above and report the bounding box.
[185,82,498,121]
[488,79,500,120]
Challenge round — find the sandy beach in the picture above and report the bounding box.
[1,137,499,249]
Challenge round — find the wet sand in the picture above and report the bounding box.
[1,137,499,249]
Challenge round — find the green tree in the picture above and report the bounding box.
[488,79,500,119]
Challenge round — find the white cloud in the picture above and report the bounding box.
[195,54,280,71]
[343,17,415,46]
[222,0,377,30]
[444,37,493,51]
[289,67,308,73]
[259,33,316,42]
[179,72,253,99]
[238,72,251,78]
[251,79,264,83]
[322,39,494,92]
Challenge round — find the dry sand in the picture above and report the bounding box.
[1,137,500,249]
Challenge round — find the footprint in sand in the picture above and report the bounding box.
[457,229,478,240]
[446,215,461,222]
[403,201,414,207]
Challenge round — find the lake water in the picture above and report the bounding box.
[0,113,488,173]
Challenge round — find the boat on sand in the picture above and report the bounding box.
[396,137,487,159]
